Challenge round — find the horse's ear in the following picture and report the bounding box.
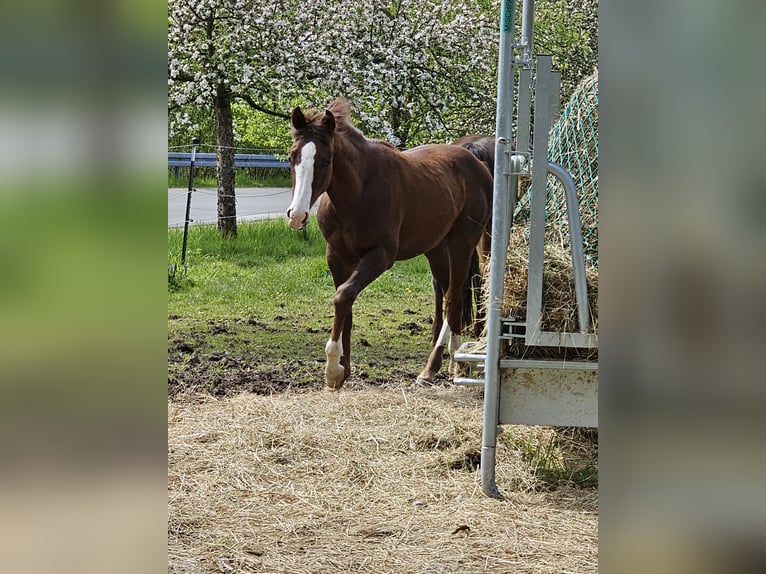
[322,110,336,133]
[291,107,306,130]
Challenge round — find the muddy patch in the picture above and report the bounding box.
[168,352,322,398]
[169,314,449,400]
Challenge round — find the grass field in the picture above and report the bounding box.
[168,218,598,573]
[168,218,439,394]
[168,169,291,189]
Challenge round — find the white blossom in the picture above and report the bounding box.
[169,0,505,145]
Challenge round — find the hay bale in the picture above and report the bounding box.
[501,225,598,332]
[481,224,598,360]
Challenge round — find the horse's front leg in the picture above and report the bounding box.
[325,246,392,390]
[325,306,353,390]
[325,249,353,390]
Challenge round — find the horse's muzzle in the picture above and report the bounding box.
[286,209,310,230]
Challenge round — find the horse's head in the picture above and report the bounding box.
[286,106,336,230]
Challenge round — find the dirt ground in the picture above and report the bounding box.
[168,358,598,573]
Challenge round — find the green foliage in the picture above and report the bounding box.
[167,168,291,189]
[532,0,598,101]
[169,219,324,274]
[233,104,292,153]
[168,219,434,314]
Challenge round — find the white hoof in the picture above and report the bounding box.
[325,362,346,389]
[324,339,345,389]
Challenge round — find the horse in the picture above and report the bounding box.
[286,99,493,389]
[452,134,496,176]
[452,134,525,200]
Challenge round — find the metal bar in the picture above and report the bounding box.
[454,377,486,386]
[453,352,486,362]
[550,70,561,125]
[180,138,199,272]
[547,161,591,333]
[167,153,289,169]
[481,0,517,500]
[525,55,553,345]
[520,0,535,64]
[517,68,532,155]
[500,358,598,370]
[520,331,597,348]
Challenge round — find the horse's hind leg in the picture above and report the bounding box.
[444,231,485,376]
[431,276,444,345]
[471,228,492,337]
[417,247,450,385]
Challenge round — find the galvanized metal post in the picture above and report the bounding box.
[482,0,518,499]
[550,69,561,124]
[525,55,553,344]
[517,68,532,154]
[520,0,535,64]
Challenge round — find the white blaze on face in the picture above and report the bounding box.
[287,141,316,229]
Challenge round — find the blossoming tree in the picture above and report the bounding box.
[168,0,596,235]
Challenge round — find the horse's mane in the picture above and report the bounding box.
[304,99,396,149]
[326,99,353,129]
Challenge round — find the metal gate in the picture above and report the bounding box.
[454,0,598,498]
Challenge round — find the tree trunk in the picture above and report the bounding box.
[214,84,237,238]
[389,105,407,149]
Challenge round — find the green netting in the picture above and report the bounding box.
[515,70,599,267]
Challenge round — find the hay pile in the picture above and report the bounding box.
[480,224,598,361]
[168,386,598,573]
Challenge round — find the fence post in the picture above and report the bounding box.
[180,137,200,273]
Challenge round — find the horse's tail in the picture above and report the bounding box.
[462,249,482,337]
[463,224,492,337]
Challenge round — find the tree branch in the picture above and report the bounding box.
[170,70,195,83]
[234,93,290,119]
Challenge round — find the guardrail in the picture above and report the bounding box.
[168,152,289,169]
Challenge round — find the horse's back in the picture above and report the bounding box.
[403,143,493,205]
[403,143,491,182]
[394,144,493,252]
[452,135,496,175]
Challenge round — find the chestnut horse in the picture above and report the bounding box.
[286,99,493,389]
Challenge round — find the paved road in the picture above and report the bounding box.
[168,187,300,227]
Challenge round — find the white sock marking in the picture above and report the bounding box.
[325,338,343,359]
[436,321,451,347]
[449,332,462,356]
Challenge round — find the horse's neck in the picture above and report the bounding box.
[327,132,368,209]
